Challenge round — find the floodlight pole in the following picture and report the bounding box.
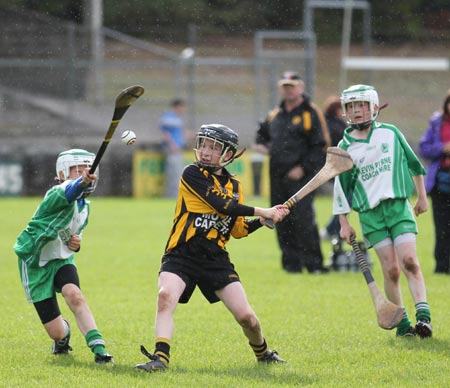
[303,0,372,90]
[340,0,354,91]
[84,0,104,104]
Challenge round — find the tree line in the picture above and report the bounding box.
[1,0,449,43]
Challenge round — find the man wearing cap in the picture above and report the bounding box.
[255,71,330,273]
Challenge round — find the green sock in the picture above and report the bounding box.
[85,329,106,355]
[396,307,412,333]
[415,302,431,322]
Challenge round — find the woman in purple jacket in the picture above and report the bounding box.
[419,91,450,274]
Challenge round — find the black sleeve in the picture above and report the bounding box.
[255,119,271,146]
[182,165,255,216]
[246,218,263,234]
[226,202,256,217]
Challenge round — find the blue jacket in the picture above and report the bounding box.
[419,112,445,193]
[159,110,185,151]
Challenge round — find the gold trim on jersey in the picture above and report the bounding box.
[292,115,302,126]
[267,107,281,123]
[302,111,311,130]
[164,166,250,253]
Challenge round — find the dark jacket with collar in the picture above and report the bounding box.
[256,94,327,178]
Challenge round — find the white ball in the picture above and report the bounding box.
[121,130,136,145]
[180,47,195,59]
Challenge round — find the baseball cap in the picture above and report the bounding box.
[278,71,302,86]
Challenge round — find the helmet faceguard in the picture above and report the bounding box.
[194,124,240,171]
[55,149,98,197]
[341,84,379,130]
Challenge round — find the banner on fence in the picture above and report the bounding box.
[132,151,269,199]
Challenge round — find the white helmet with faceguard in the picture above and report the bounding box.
[194,124,240,171]
[341,84,379,130]
[56,149,98,196]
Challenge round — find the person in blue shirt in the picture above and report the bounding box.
[160,98,187,198]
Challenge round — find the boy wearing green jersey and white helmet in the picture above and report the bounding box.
[14,149,113,363]
[333,85,432,338]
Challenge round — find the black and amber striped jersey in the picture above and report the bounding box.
[164,163,262,253]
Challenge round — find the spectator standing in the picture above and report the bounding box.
[324,95,347,148]
[255,71,330,273]
[321,95,347,240]
[160,98,187,198]
[419,90,450,274]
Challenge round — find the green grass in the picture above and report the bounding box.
[1,196,449,388]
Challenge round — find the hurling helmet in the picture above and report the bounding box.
[55,149,98,196]
[194,124,239,170]
[340,84,379,130]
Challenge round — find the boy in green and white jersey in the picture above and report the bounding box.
[333,85,432,338]
[14,149,113,363]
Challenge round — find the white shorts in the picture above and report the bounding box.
[372,233,416,250]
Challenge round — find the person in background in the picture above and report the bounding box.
[419,90,450,274]
[333,84,432,338]
[14,149,113,363]
[321,95,347,241]
[135,124,289,372]
[160,98,187,198]
[255,71,330,274]
[324,95,347,148]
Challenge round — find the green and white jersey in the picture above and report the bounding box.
[14,180,90,267]
[333,122,426,214]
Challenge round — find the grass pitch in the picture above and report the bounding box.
[1,196,449,388]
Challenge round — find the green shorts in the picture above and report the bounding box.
[359,198,417,247]
[18,256,75,303]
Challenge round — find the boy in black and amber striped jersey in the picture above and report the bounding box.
[136,124,290,372]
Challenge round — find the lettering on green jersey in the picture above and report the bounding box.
[360,156,392,181]
[58,228,72,244]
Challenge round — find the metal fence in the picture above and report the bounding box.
[1,7,446,196]
[0,8,317,196]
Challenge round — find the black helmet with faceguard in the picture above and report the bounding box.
[194,124,239,170]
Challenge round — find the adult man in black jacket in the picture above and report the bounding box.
[255,71,329,273]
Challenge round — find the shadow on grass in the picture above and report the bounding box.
[48,355,149,379]
[142,363,317,386]
[185,364,315,386]
[387,335,450,357]
[49,356,316,385]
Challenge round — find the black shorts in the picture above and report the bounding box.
[33,264,80,324]
[160,237,240,304]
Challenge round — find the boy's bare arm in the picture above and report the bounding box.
[412,175,428,216]
[254,205,289,225]
[338,214,355,243]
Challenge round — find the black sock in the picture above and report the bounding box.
[155,337,170,365]
[249,338,268,359]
